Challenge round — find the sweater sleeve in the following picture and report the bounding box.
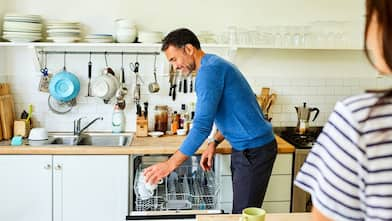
[179,66,224,156]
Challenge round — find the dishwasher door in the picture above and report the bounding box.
[128,155,222,220]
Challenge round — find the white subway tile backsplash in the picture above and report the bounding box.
[308,79,326,86]
[2,47,388,131]
[343,78,360,86]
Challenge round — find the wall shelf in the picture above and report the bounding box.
[0,41,362,50]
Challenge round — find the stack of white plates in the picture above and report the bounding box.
[138,31,163,43]
[84,34,113,43]
[2,13,42,42]
[46,21,81,43]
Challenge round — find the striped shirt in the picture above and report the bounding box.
[295,92,392,221]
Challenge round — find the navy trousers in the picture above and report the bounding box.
[230,139,277,214]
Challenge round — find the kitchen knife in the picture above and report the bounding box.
[178,75,182,92]
[183,76,187,93]
[190,76,193,93]
[143,102,148,119]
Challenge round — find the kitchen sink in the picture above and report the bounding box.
[45,133,133,147]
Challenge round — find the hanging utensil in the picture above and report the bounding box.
[103,52,115,75]
[169,64,174,96]
[143,102,148,119]
[172,71,178,101]
[86,52,93,97]
[183,74,187,93]
[49,52,80,103]
[38,52,50,92]
[48,95,73,114]
[190,75,193,93]
[116,52,128,109]
[178,74,182,92]
[148,54,160,93]
[130,54,143,104]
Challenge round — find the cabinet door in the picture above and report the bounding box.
[53,155,128,221]
[0,155,52,221]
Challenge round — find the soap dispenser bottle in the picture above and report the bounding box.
[112,104,125,133]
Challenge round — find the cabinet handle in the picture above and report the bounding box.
[44,164,51,170]
[55,164,62,170]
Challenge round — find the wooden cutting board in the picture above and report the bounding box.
[0,94,15,140]
[0,113,2,140]
[0,83,10,140]
[0,83,10,96]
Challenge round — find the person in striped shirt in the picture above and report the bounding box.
[295,1,392,220]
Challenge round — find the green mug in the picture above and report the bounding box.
[241,207,266,221]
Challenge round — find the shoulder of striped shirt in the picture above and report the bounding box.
[341,92,381,107]
[339,93,382,121]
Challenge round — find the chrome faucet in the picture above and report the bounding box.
[73,117,104,136]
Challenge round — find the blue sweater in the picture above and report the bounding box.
[179,54,275,156]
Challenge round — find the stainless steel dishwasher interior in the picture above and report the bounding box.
[131,155,219,212]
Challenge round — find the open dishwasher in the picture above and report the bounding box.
[127,155,222,220]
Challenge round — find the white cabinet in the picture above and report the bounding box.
[215,153,293,213]
[0,155,52,221]
[53,155,128,221]
[0,155,129,221]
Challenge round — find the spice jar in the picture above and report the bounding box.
[154,105,168,132]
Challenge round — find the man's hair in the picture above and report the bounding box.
[161,28,201,51]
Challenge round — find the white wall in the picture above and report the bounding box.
[233,49,390,126]
[4,0,364,34]
[3,0,390,132]
[0,0,7,82]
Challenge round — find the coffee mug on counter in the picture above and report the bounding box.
[240,207,266,221]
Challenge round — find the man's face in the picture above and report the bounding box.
[164,44,196,75]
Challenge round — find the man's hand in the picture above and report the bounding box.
[143,161,172,185]
[200,142,216,171]
[143,150,189,185]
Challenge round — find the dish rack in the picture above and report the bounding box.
[134,164,219,211]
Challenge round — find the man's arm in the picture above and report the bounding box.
[144,150,189,184]
[200,130,225,171]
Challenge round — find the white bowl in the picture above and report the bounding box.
[148,131,164,138]
[177,129,187,136]
[28,128,48,140]
[115,19,136,29]
[116,28,137,35]
[116,33,136,43]
[28,140,49,146]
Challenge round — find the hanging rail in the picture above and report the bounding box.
[37,50,160,55]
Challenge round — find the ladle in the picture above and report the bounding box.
[148,55,160,93]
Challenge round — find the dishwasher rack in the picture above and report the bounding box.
[134,164,219,211]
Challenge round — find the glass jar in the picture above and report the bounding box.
[154,105,168,132]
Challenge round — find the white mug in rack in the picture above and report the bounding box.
[137,173,163,200]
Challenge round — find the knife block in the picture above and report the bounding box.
[136,115,148,137]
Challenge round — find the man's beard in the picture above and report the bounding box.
[180,62,195,76]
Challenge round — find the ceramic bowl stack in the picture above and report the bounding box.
[46,21,81,43]
[2,13,42,42]
[84,34,114,43]
[115,19,137,43]
[137,31,163,43]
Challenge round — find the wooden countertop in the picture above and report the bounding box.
[0,134,294,155]
[197,213,311,221]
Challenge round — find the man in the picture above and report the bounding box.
[143,28,277,213]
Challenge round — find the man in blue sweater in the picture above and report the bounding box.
[144,28,277,213]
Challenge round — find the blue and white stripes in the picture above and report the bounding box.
[295,93,392,221]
